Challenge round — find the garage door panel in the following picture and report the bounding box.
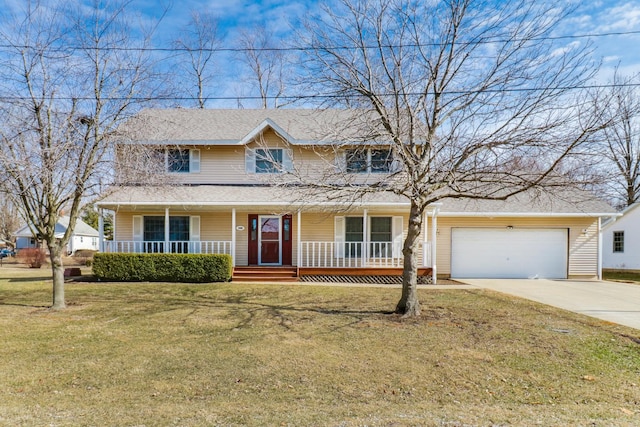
[451,228,568,279]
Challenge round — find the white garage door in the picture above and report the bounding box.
[451,228,568,279]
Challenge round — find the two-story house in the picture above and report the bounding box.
[97,109,617,282]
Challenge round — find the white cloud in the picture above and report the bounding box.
[594,1,640,32]
[603,55,621,63]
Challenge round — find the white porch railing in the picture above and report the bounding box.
[299,241,432,268]
[103,240,430,268]
[103,240,232,255]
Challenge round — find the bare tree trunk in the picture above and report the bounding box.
[49,243,66,310]
[396,201,423,317]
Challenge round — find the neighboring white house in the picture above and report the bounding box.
[602,203,640,271]
[15,216,100,254]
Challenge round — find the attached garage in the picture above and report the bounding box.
[451,228,568,279]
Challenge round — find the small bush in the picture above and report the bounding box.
[73,250,96,268]
[18,248,47,268]
[92,253,232,283]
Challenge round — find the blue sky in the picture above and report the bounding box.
[131,0,640,81]
[2,0,639,77]
[0,0,638,107]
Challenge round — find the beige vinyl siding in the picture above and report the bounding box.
[569,220,599,277]
[234,212,249,266]
[436,217,599,278]
[145,129,348,186]
[134,129,401,186]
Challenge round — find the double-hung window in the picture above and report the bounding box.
[345,217,364,257]
[345,148,393,173]
[139,216,194,253]
[336,216,402,259]
[246,147,292,174]
[369,217,392,257]
[168,149,191,173]
[346,149,368,173]
[255,148,283,173]
[613,231,624,253]
[164,148,200,173]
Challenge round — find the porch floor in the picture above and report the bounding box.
[231,266,434,284]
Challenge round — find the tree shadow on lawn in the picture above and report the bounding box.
[6,276,52,283]
[0,301,50,308]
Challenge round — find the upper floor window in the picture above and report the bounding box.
[346,149,367,173]
[168,149,190,173]
[613,231,624,253]
[164,148,200,174]
[345,148,393,173]
[246,147,292,174]
[255,148,283,173]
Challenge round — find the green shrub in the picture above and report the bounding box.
[92,253,232,283]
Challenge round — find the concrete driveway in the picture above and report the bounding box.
[456,278,640,330]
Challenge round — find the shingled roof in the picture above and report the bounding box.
[118,109,380,145]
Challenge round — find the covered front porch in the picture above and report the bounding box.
[97,204,440,283]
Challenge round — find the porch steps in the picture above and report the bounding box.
[232,266,299,282]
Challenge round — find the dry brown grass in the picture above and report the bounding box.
[0,266,639,426]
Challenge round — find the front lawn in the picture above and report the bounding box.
[0,267,639,426]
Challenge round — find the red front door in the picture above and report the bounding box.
[259,216,280,264]
[248,214,293,266]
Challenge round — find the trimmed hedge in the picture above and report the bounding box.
[92,253,233,283]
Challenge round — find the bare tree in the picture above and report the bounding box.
[173,11,221,108]
[594,72,640,209]
[237,29,288,108]
[0,0,162,309]
[296,0,605,316]
[0,194,21,246]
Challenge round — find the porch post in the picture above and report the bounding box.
[362,209,368,267]
[423,211,428,267]
[297,210,301,267]
[231,208,236,267]
[98,208,104,252]
[112,210,117,251]
[431,206,439,285]
[164,208,170,253]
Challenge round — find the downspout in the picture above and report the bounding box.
[597,217,602,280]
